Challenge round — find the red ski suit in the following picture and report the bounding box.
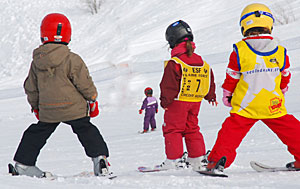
[208,36,300,168]
[160,41,216,159]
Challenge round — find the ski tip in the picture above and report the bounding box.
[137,166,147,172]
[249,161,293,172]
[250,161,270,169]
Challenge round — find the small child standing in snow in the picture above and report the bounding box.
[159,20,217,171]
[139,87,158,133]
[11,13,110,178]
[205,3,300,175]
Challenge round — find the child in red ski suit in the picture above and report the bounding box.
[160,20,217,170]
[206,3,300,173]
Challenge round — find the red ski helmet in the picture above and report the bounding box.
[144,87,153,95]
[40,13,71,44]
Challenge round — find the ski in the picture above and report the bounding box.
[8,163,117,180]
[250,161,299,172]
[138,165,167,172]
[195,170,228,178]
[196,156,228,178]
[56,171,117,180]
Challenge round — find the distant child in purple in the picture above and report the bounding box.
[139,87,158,133]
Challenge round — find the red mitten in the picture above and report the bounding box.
[139,109,143,114]
[89,101,99,118]
[156,109,158,113]
[33,109,39,120]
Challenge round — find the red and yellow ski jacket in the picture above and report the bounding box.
[223,35,291,119]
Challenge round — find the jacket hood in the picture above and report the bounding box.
[32,43,70,70]
[171,41,196,57]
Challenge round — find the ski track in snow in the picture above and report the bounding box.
[1,0,300,188]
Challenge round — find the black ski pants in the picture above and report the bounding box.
[13,116,109,166]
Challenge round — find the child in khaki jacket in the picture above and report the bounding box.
[11,13,110,178]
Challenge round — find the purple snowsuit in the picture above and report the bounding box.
[141,96,158,131]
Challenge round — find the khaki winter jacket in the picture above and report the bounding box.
[24,43,97,123]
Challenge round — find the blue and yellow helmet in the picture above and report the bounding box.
[240,3,274,36]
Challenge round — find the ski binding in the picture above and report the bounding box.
[196,156,228,178]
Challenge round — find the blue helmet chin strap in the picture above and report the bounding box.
[240,10,275,25]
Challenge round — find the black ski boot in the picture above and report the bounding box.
[196,156,228,177]
[286,161,300,171]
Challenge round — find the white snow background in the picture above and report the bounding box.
[1,0,300,188]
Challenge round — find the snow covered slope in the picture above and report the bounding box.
[1,0,300,188]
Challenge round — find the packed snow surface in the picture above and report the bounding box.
[1,0,300,188]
